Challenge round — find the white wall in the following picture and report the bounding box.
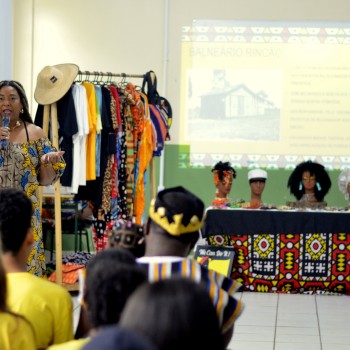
[0,0,12,80]
[13,0,166,114]
[13,0,350,115]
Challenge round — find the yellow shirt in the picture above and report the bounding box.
[6,272,74,349]
[0,311,36,350]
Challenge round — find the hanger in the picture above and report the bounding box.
[75,71,83,83]
[83,71,90,82]
[92,71,100,84]
[118,73,128,88]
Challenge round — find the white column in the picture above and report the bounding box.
[0,0,12,80]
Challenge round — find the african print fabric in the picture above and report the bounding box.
[208,232,350,294]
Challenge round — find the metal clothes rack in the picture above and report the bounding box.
[74,70,158,199]
[75,69,157,195]
[47,69,158,287]
[76,70,145,81]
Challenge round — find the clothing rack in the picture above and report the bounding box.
[75,69,158,199]
[76,70,145,82]
[47,69,159,286]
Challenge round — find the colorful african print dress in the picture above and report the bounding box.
[0,136,65,277]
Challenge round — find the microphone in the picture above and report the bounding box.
[1,113,10,149]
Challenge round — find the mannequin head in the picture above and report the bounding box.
[338,168,350,201]
[248,169,267,204]
[287,160,331,202]
[211,161,236,198]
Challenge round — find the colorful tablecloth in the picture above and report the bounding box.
[203,209,350,295]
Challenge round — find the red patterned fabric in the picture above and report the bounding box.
[208,233,350,295]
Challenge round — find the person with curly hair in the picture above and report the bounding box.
[287,160,331,206]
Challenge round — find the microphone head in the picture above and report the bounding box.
[2,113,10,127]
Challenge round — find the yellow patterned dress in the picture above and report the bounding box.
[0,136,65,277]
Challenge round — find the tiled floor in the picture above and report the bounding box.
[228,292,350,350]
[72,291,350,350]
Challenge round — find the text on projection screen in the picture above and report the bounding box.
[180,20,350,169]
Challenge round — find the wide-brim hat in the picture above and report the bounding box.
[34,63,79,105]
[248,169,267,182]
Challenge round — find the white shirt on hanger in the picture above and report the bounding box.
[62,83,89,194]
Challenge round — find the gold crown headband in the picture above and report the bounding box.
[149,199,204,236]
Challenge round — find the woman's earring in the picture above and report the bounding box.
[20,108,24,114]
[316,182,321,191]
[299,182,303,191]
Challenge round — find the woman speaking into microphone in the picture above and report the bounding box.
[0,80,66,277]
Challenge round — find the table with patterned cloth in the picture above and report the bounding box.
[202,209,350,295]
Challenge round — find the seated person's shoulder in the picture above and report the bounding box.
[0,312,36,350]
[17,273,71,299]
[41,277,72,298]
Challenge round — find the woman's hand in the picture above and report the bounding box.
[39,150,65,186]
[0,126,10,140]
[41,150,65,165]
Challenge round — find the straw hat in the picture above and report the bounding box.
[34,63,79,104]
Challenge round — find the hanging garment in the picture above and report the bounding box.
[94,85,103,177]
[116,92,128,220]
[35,87,78,186]
[100,86,117,212]
[63,83,89,193]
[108,85,121,218]
[134,93,154,224]
[82,81,97,181]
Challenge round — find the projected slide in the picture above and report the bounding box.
[180,20,350,169]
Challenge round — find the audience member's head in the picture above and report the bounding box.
[211,161,236,198]
[0,188,33,266]
[107,219,145,257]
[119,277,225,350]
[145,186,205,257]
[287,160,331,202]
[84,248,147,330]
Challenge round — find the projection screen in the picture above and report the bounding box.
[180,20,350,170]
